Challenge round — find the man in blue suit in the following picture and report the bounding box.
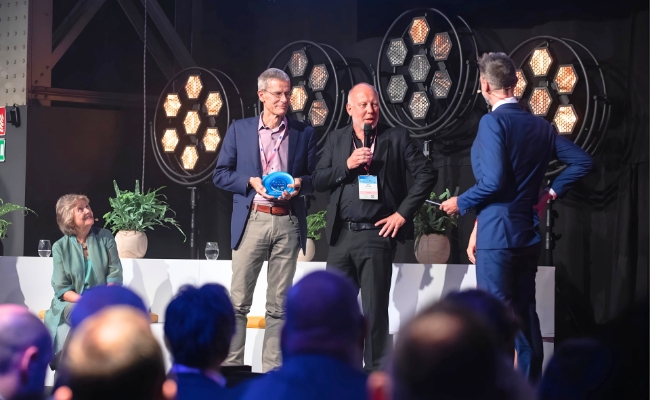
[213,68,318,372]
[441,52,593,381]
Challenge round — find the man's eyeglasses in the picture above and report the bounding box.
[262,90,292,100]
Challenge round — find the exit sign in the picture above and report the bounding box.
[0,138,5,162]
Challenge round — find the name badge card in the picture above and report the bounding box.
[358,175,378,200]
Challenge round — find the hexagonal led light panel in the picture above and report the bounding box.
[529,48,553,77]
[289,86,308,112]
[408,54,431,83]
[553,104,578,134]
[185,75,203,99]
[203,128,221,152]
[528,88,553,116]
[183,110,201,135]
[163,94,181,117]
[386,38,408,67]
[161,128,179,152]
[204,92,223,117]
[288,50,308,78]
[181,145,199,170]
[308,100,329,127]
[514,70,527,99]
[554,65,578,94]
[431,32,452,61]
[387,75,408,103]
[308,65,329,91]
[409,91,430,120]
[408,17,430,45]
[431,70,452,99]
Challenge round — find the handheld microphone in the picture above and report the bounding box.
[363,123,372,148]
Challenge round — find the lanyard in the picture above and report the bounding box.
[352,134,375,172]
[258,126,286,175]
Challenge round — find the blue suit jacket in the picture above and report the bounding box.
[457,103,593,250]
[212,116,317,252]
[175,373,228,400]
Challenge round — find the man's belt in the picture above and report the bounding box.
[255,204,291,216]
[342,221,380,231]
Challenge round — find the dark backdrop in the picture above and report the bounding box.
[23,0,647,341]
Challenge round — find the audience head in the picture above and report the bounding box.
[54,306,175,400]
[281,271,365,366]
[444,289,519,356]
[70,285,148,329]
[164,283,235,370]
[0,305,52,400]
[55,194,93,236]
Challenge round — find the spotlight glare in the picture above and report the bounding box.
[431,32,452,61]
[203,128,221,152]
[554,65,578,94]
[514,70,527,98]
[161,128,179,152]
[181,145,199,170]
[163,94,181,117]
[431,70,452,99]
[387,75,408,103]
[386,38,408,67]
[308,65,329,91]
[288,50,309,78]
[408,54,431,83]
[185,75,203,99]
[289,86,308,112]
[528,88,552,116]
[529,48,553,77]
[408,17,430,45]
[204,92,224,117]
[408,91,430,120]
[553,104,578,134]
[183,110,201,135]
[308,100,329,127]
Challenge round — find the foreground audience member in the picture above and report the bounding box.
[388,302,532,400]
[0,305,52,400]
[52,306,176,400]
[44,194,123,361]
[164,284,235,400]
[233,271,368,400]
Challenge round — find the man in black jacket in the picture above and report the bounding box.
[312,83,437,370]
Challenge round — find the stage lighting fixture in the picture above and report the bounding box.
[308,65,329,91]
[431,32,452,61]
[204,92,224,116]
[308,100,329,127]
[553,104,578,134]
[529,48,553,77]
[181,145,199,170]
[183,110,201,135]
[408,54,431,83]
[408,91,430,120]
[202,128,221,152]
[162,128,179,152]
[288,50,309,78]
[528,87,552,116]
[387,75,408,103]
[514,70,527,98]
[431,70,452,99]
[185,75,203,99]
[408,17,430,45]
[554,65,578,94]
[387,38,408,67]
[163,94,182,117]
[289,86,308,112]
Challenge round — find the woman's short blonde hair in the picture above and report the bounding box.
[56,194,90,236]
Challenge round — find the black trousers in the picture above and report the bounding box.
[326,227,396,371]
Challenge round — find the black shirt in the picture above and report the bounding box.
[337,135,393,222]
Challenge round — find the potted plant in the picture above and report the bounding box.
[103,180,185,258]
[413,189,458,264]
[0,200,35,256]
[298,209,326,262]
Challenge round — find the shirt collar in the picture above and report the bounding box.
[491,97,518,112]
[169,363,226,387]
[259,112,288,133]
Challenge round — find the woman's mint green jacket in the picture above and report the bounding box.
[44,227,123,353]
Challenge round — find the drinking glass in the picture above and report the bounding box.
[38,240,51,257]
[205,242,219,260]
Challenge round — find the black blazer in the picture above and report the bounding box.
[312,124,437,244]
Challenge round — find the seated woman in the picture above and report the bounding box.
[44,194,123,360]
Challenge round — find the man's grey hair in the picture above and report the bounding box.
[477,52,517,90]
[347,82,379,104]
[257,68,290,91]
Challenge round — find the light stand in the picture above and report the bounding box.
[188,187,197,259]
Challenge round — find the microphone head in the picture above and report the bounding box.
[363,123,372,147]
[363,123,372,133]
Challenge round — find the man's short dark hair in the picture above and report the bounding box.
[477,52,518,90]
[164,284,235,369]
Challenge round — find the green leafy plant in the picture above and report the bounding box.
[413,189,458,249]
[103,180,185,241]
[0,199,35,239]
[306,210,327,240]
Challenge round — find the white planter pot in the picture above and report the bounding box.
[115,230,148,259]
[297,238,316,262]
[414,233,450,264]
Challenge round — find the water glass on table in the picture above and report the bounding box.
[205,242,219,260]
[38,240,51,257]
